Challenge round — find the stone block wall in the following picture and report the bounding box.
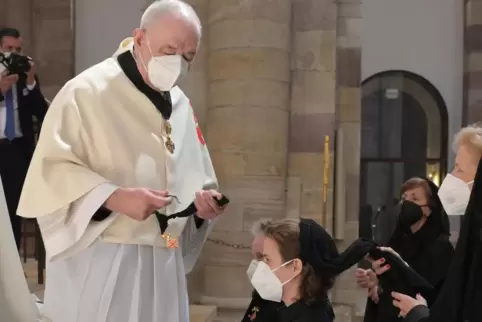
[464,0,482,123]
[0,0,74,100]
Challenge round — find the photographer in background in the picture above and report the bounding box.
[0,27,48,249]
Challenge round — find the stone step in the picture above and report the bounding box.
[190,305,218,322]
[212,308,244,322]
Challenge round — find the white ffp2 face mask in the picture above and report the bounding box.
[246,260,259,280]
[249,260,295,302]
[139,36,188,91]
[438,174,473,216]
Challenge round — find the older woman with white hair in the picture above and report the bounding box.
[370,124,482,322]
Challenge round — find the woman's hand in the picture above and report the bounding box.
[378,247,401,259]
[369,257,391,276]
[368,286,380,304]
[355,268,378,289]
[392,292,427,317]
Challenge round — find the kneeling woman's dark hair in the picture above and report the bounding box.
[253,219,336,305]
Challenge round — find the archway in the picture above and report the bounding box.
[358,71,449,242]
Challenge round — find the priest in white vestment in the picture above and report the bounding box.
[17,1,227,321]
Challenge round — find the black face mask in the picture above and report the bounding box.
[399,200,425,227]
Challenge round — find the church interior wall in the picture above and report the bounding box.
[361,0,464,169]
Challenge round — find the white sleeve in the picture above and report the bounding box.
[37,182,119,261]
[181,215,218,274]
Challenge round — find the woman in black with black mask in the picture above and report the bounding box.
[357,177,454,322]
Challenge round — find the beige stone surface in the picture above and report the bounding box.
[208,79,290,110]
[467,0,482,25]
[208,0,291,24]
[290,70,336,114]
[338,87,362,122]
[208,48,290,82]
[190,305,218,322]
[468,52,482,71]
[209,20,291,51]
[206,106,288,153]
[293,30,337,72]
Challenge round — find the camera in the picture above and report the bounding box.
[0,52,31,75]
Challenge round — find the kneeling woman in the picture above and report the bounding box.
[242,218,364,322]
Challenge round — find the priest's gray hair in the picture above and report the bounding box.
[453,123,482,157]
[140,0,202,38]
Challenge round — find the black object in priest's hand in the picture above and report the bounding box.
[155,194,230,234]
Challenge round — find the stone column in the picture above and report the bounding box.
[31,0,74,99]
[464,0,482,123]
[180,0,209,304]
[202,0,292,303]
[178,0,209,130]
[332,0,365,317]
[288,0,337,230]
[3,0,33,52]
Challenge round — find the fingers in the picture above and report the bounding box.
[416,294,424,301]
[372,258,390,275]
[148,189,169,197]
[208,189,222,199]
[147,193,172,209]
[194,191,210,215]
[355,268,367,277]
[201,190,222,214]
[366,269,377,278]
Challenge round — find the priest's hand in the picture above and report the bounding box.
[104,187,172,221]
[355,268,378,289]
[194,190,225,220]
[392,292,427,317]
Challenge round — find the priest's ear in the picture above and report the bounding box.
[133,28,145,47]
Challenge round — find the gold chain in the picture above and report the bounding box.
[206,238,251,250]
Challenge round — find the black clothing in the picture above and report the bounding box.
[364,179,454,322]
[0,74,47,247]
[241,291,334,322]
[408,160,482,322]
[404,305,429,322]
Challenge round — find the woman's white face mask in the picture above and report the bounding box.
[247,260,296,302]
[438,174,473,216]
[138,35,188,91]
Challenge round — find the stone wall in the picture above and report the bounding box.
[333,0,365,316]
[0,0,74,100]
[464,0,482,123]
[178,1,364,315]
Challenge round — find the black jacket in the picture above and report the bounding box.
[241,291,334,322]
[0,73,48,155]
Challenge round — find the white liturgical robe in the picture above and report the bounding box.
[0,181,40,322]
[17,38,218,322]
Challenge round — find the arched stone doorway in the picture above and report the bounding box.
[358,71,449,242]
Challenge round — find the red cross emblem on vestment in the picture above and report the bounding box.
[189,102,205,145]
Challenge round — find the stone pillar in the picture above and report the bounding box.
[2,0,33,52]
[177,0,209,130]
[464,0,482,123]
[288,0,337,230]
[180,0,209,304]
[202,0,292,302]
[31,0,74,100]
[332,0,365,317]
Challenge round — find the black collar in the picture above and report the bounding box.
[117,50,172,120]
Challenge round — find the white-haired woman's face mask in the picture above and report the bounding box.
[438,145,477,216]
